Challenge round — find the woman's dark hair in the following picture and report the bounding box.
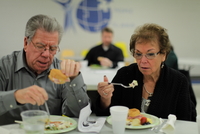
[130,23,171,57]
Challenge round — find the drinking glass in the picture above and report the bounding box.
[21,110,48,134]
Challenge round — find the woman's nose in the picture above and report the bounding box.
[140,55,148,63]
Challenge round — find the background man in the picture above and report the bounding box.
[84,27,124,68]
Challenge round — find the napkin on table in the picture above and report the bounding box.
[160,114,177,134]
[78,103,106,133]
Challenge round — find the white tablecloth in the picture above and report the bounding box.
[178,58,200,76]
[81,68,118,91]
[1,116,198,134]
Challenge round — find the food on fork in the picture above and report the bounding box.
[48,69,68,84]
[129,80,138,88]
[126,108,151,126]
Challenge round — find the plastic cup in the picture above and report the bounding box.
[110,106,129,134]
[21,110,48,134]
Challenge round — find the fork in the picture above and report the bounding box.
[44,102,50,124]
[82,121,96,127]
[109,83,133,88]
[82,117,97,127]
[151,119,167,133]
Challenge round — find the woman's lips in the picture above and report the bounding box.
[141,67,150,69]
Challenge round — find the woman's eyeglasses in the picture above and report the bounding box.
[134,51,160,60]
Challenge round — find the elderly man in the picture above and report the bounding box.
[84,27,124,68]
[0,14,90,125]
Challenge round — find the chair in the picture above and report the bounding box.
[179,69,197,107]
[81,49,89,57]
[60,49,75,60]
[179,69,197,121]
[114,42,129,58]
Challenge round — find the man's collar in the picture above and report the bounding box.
[15,49,27,72]
[101,43,114,50]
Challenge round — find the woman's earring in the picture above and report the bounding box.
[161,62,164,68]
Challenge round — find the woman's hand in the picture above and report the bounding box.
[97,76,114,108]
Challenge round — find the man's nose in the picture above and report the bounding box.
[41,49,50,57]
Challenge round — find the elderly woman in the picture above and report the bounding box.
[95,23,196,121]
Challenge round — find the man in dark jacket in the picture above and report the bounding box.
[84,27,124,68]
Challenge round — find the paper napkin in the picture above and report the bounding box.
[78,103,106,133]
[161,114,177,134]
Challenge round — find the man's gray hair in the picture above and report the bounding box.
[25,14,63,44]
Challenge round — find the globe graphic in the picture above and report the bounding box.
[76,0,111,32]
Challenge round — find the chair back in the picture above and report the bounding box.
[114,42,129,58]
[60,49,75,60]
[81,49,89,57]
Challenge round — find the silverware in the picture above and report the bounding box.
[151,120,167,133]
[14,120,23,124]
[44,102,50,124]
[110,83,133,88]
[82,118,97,127]
[82,122,90,127]
[44,102,50,116]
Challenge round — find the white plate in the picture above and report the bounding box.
[20,115,77,133]
[44,115,77,134]
[107,113,160,129]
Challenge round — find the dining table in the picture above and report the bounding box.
[1,63,198,134]
[80,67,118,91]
[80,66,119,112]
[1,114,198,134]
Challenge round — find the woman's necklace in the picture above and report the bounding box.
[143,84,153,97]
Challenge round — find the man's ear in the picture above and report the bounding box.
[24,37,28,52]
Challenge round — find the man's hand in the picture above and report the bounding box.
[98,57,113,67]
[14,85,48,106]
[61,59,80,81]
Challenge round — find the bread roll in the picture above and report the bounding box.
[128,108,140,118]
[48,69,68,84]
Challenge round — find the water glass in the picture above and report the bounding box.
[21,110,48,134]
[110,106,129,134]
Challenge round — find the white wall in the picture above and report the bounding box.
[0,0,200,75]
